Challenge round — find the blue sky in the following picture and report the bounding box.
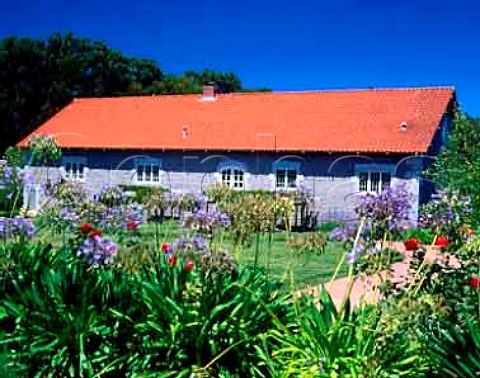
[1,0,480,115]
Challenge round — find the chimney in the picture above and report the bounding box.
[201,85,216,101]
[400,121,408,131]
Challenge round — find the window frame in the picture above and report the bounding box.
[134,157,163,185]
[61,156,87,182]
[355,164,394,194]
[273,161,301,190]
[217,161,247,190]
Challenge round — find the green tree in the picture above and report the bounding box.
[0,32,260,154]
[0,32,162,152]
[427,111,480,223]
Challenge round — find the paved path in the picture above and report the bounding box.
[302,242,458,308]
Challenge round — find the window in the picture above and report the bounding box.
[355,164,393,193]
[135,158,162,184]
[274,161,301,189]
[62,157,87,181]
[217,161,247,190]
[222,168,244,189]
[276,168,297,188]
[358,171,392,193]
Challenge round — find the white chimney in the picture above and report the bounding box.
[400,121,408,131]
[200,85,216,101]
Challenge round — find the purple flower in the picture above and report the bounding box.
[76,234,118,267]
[20,168,35,186]
[183,209,231,234]
[0,216,36,239]
[174,236,208,252]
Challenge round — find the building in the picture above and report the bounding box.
[18,86,456,222]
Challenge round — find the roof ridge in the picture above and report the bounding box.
[71,85,455,101]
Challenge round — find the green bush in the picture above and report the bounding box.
[0,241,291,377]
[316,221,342,233]
[120,184,167,204]
[257,289,429,377]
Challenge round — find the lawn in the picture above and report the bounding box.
[36,220,348,288]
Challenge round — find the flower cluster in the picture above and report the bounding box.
[95,202,143,232]
[96,185,125,207]
[0,161,35,194]
[143,189,208,221]
[418,191,472,231]
[27,133,62,165]
[76,224,118,267]
[355,183,415,234]
[182,209,231,235]
[45,180,88,205]
[162,236,237,275]
[0,216,36,239]
[330,222,360,244]
[161,241,195,272]
[330,183,415,265]
[168,191,208,211]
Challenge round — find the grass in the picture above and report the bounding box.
[131,221,349,287]
[34,220,349,288]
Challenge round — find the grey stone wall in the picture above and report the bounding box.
[28,150,424,222]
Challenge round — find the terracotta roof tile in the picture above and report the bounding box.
[18,87,455,153]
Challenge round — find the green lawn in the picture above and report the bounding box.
[35,220,349,288]
[130,221,348,287]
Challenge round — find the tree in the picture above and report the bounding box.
[0,32,256,154]
[427,111,480,223]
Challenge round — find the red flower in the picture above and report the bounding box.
[80,223,93,233]
[126,221,138,230]
[167,255,177,266]
[89,229,102,238]
[184,259,195,272]
[161,243,172,253]
[435,235,449,249]
[404,237,420,251]
[470,275,480,289]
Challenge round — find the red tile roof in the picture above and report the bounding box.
[18,87,455,153]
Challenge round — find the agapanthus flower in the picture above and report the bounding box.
[0,216,36,239]
[330,223,358,243]
[355,183,414,234]
[183,209,231,234]
[172,236,237,274]
[96,185,125,207]
[76,234,118,267]
[59,207,80,226]
[20,168,35,186]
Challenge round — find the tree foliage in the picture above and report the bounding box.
[427,111,480,223]
[0,32,250,153]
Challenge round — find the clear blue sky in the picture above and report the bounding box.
[1,0,480,115]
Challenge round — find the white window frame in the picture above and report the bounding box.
[134,157,163,185]
[273,161,302,190]
[355,164,394,193]
[216,161,248,190]
[61,156,87,181]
